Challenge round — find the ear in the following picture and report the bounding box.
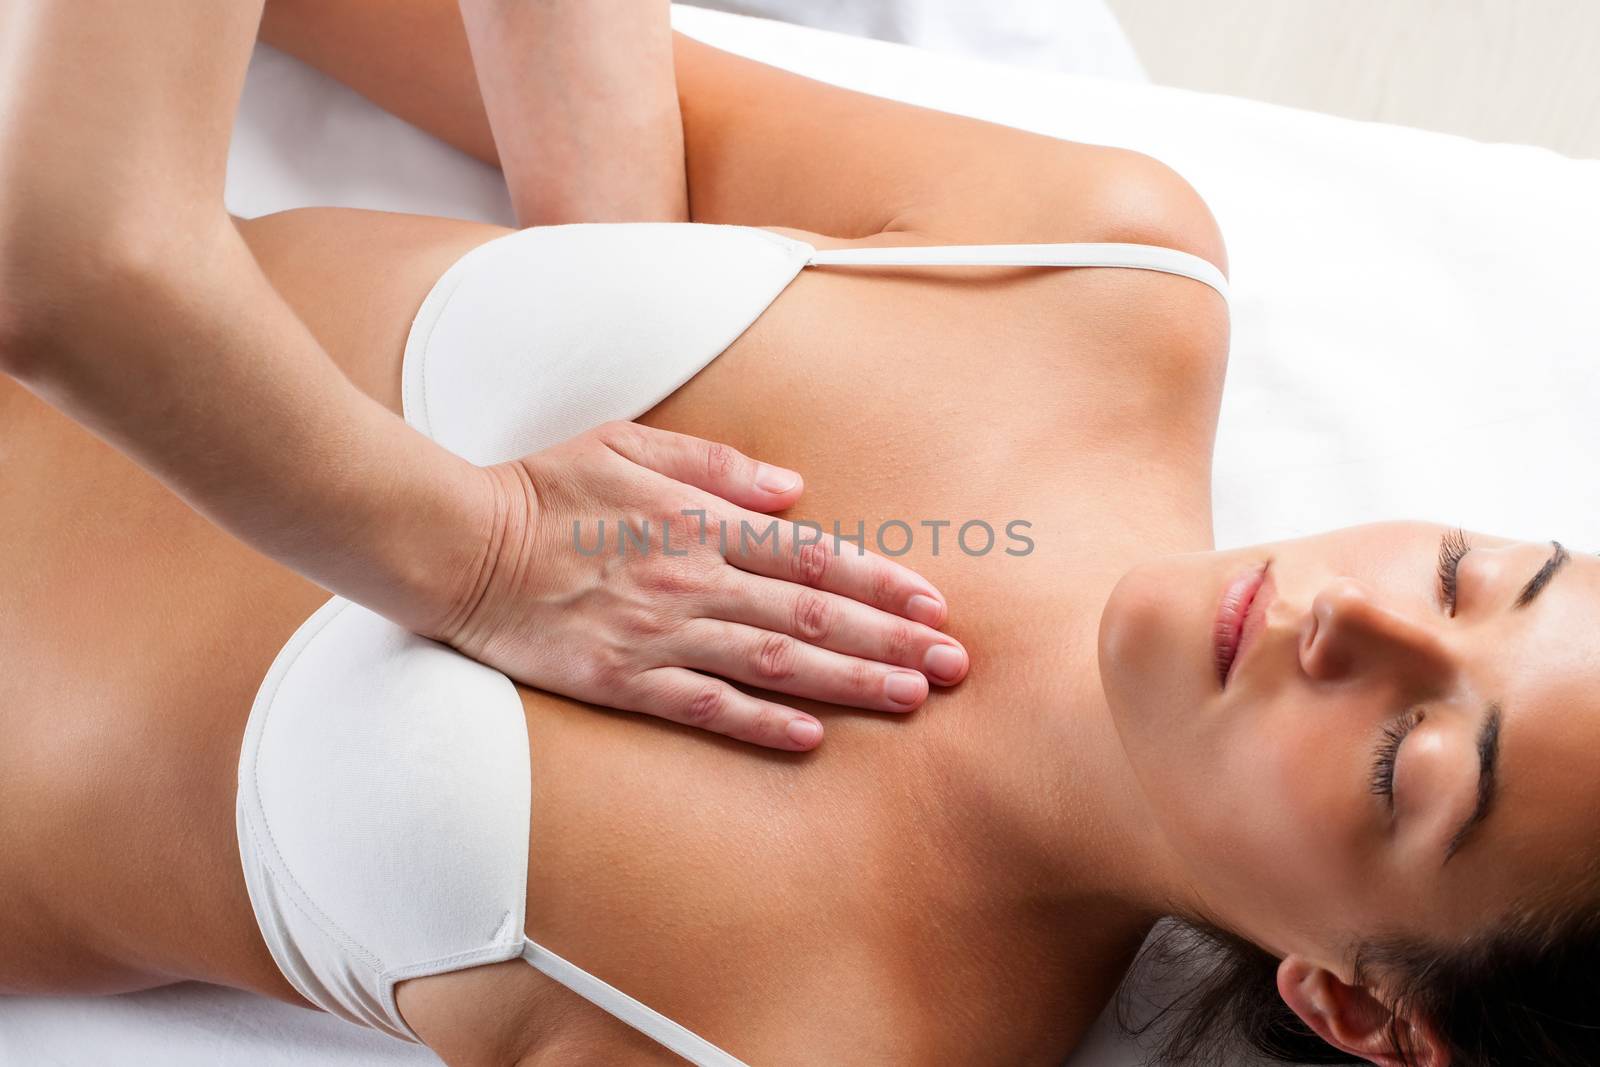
[1276,955,1451,1067]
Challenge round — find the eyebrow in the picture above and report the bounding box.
[1443,701,1502,865]
[1512,540,1569,608]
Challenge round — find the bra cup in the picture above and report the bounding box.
[237,597,531,1038]
[402,223,815,464]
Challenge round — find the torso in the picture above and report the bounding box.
[0,208,1226,1064]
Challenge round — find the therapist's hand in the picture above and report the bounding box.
[428,421,970,751]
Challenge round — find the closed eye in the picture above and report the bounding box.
[1370,707,1423,811]
[1436,528,1470,616]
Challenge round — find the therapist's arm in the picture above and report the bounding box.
[0,1,965,750]
[257,0,685,227]
[456,0,686,225]
[0,1,476,626]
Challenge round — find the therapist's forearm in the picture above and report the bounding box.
[456,0,686,225]
[262,0,684,219]
[0,1,491,635]
[0,216,495,637]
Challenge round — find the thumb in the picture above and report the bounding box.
[595,421,803,511]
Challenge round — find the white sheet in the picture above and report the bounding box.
[681,0,1146,80]
[6,4,1599,1065]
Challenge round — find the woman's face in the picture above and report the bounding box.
[1099,521,1600,967]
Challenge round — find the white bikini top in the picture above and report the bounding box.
[400,223,1227,464]
[235,223,1228,1067]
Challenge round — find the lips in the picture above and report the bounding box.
[1215,561,1271,688]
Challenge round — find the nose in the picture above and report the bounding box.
[1298,576,1455,685]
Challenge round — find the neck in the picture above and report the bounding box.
[866,582,1212,1054]
[915,584,1208,934]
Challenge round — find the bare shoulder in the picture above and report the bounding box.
[757,139,1231,428]
[903,141,1229,415]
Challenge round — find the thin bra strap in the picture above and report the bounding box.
[806,240,1230,301]
[520,939,752,1067]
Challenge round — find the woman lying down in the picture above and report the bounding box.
[4,2,1599,1066]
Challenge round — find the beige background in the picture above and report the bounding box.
[1105,0,1600,159]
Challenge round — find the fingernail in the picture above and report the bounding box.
[884,670,926,707]
[906,594,944,627]
[756,464,800,493]
[923,644,966,684]
[786,719,823,747]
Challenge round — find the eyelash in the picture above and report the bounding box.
[1370,708,1424,806]
[1436,527,1471,616]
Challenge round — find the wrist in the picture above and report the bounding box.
[402,456,537,653]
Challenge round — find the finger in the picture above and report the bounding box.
[626,666,824,751]
[708,570,969,686]
[716,513,949,629]
[669,620,933,713]
[594,420,803,513]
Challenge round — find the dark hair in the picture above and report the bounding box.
[1117,899,1600,1067]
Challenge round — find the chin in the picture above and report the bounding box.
[1099,551,1259,882]
[1098,550,1226,782]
